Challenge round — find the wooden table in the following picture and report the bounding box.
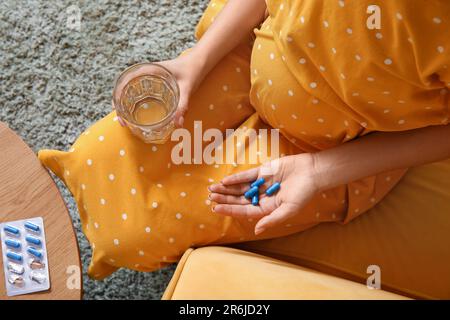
[0,122,82,299]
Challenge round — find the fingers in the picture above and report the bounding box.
[221,167,260,186]
[208,183,249,196]
[210,191,270,205]
[254,204,295,235]
[174,90,190,127]
[213,203,267,219]
[117,117,127,127]
[209,193,250,205]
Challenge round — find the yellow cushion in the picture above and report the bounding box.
[37,106,314,280]
[236,159,450,299]
[162,246,407,300]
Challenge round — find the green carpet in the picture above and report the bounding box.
[0,0,208,299]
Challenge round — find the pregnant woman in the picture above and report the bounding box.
[158,0,450,234]
[40,0,450,279]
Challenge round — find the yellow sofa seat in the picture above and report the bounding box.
[164,159,450,299]
[236,159,450,299]
[162,247,407,300]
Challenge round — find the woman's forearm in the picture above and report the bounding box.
[190,0,267,77]
[312,124,450,192]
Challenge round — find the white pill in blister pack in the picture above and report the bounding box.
[0,217,50,296]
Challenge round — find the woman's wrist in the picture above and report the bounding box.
[178,47,211,91]
[188,46,212,77]
[309,151,340,193]
[287,153,325,195]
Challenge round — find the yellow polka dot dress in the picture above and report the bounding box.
[254,0,449,148]
[250,0,449,221]
[38,0,450,278]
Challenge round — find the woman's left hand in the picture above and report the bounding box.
[208,153,320,235]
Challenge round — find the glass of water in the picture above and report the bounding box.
[112,63,179,144]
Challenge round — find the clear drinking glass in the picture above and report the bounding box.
[112,63,179,144]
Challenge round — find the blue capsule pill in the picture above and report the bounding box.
[244,186,259,199]
[5,239,21,249]
[4,225,20,236]
[265,182,281,196]
[6,251,23,262]
[24,221,40,233]
[26,236,42,246]
[250,178,265,188]
[252,194,259,206]
[27,247,43,259]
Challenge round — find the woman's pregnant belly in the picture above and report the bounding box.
[249,19,363,152]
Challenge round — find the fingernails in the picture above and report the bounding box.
[254,227,265,235]
[211,206,215,212]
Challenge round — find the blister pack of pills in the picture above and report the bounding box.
[0,217,50,296]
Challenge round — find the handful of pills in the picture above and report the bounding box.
[244,178,281,206]
[0,217,50,296]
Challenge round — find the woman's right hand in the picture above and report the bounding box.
[113,50,207,128]
[113,0,267,127]
[157,51,207,127]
